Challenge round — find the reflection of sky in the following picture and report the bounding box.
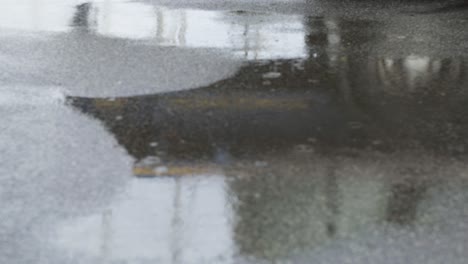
[0,0,76,32]
[0,0,306,59]
[53,175,234,263]
[93,3,306,59]
[93,1,158,40]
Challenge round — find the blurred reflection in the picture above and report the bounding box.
[64,13,468,262]
[67,9,468,161]
[5,1,465,263]
[54,176,234,264]
[386,177,427,225]
[0,0,307,59]
[72,3,91,28]
[50,151,468,263]
[90,3,307,59]
[228,152,468,261]
[70,55,468,167]
[0,0,75,32]
[92,1,161,40]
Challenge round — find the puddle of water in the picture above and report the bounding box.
[92,3,306,59]
[2,1,468,263]
[53,175,234,263]
[63,16,468,263]
[0,0,307,60]
[0,0,76,32]
[50,152,468,263]
[70,53,468,166]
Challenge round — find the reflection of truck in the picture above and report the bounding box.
[70,52,468,167]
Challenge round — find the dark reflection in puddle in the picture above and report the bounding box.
[67,8,468,166]
[228,153,463,262]
[20,2,466,263]
[63,13,468,263]
[70,55,468,167]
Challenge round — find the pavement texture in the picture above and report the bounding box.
[1,0,468,263]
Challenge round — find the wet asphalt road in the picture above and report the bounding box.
[1,0,468,263]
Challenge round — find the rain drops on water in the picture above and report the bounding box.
[254,161,268,167]
[262,72,282,79]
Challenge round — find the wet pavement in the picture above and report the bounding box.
[1,0,468,263]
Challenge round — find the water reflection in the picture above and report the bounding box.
[67,12,468,178]
[64,11,468,263]
[4,1,467,263]
[51,152,468,263]
[0,0,76,32]
[229,152,458,261]
[91,3,306,59]
[72,3,92,28]
[70,54,468,164]
[0,0,307,59]
[54,175,234,264]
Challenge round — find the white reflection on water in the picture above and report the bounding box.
[146,8,305,59]
[92,3,306,59]
[0,0,76,32]
[93,1,159,40]
[54,175,234,264]
[0,0,306,59]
